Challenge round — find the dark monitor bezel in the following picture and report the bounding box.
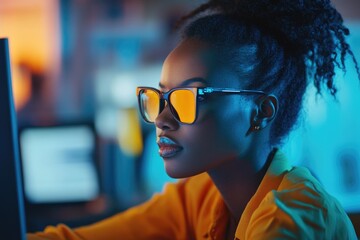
[0,38,27,239]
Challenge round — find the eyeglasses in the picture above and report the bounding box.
[136,86,267,124]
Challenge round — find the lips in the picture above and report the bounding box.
[157,136,183,158]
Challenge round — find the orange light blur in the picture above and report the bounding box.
[0,0,60,110]
[11,64,32,110]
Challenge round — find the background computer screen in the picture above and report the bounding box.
[19,124,100,204]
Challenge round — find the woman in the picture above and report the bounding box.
[29,0,359,239]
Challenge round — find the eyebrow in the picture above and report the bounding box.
[158,77,207,89]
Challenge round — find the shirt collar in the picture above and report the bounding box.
[236,149,292,239]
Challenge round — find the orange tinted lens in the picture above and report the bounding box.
[170,89,196,124]
[140,89,159,122]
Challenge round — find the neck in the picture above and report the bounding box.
[207,147,275,223]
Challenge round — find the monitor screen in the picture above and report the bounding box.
[19,124,100,204]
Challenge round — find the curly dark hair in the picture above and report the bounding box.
[177,0,360,145]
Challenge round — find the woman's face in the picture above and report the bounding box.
[156,38,256,178]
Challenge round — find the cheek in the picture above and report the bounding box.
[183,112,243,159]
[202,100,251,147]
[218,112,250,147]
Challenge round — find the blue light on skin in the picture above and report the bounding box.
[154,38,277,229]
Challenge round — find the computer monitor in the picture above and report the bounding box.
[0,38,27,239]
[19,123,101,204]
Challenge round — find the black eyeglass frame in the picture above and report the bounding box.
[136,86,267,124]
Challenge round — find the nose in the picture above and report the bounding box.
[154,103,179,131]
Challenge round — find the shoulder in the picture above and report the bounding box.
[276,166,347,217]
[250,166,357,239]
[276,166,326,205]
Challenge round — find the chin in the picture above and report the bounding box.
[164,163,202,179]
[165,168,190,179]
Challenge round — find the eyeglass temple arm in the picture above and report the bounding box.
[198,87,266,95]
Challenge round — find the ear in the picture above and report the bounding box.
[249,95,278,132]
